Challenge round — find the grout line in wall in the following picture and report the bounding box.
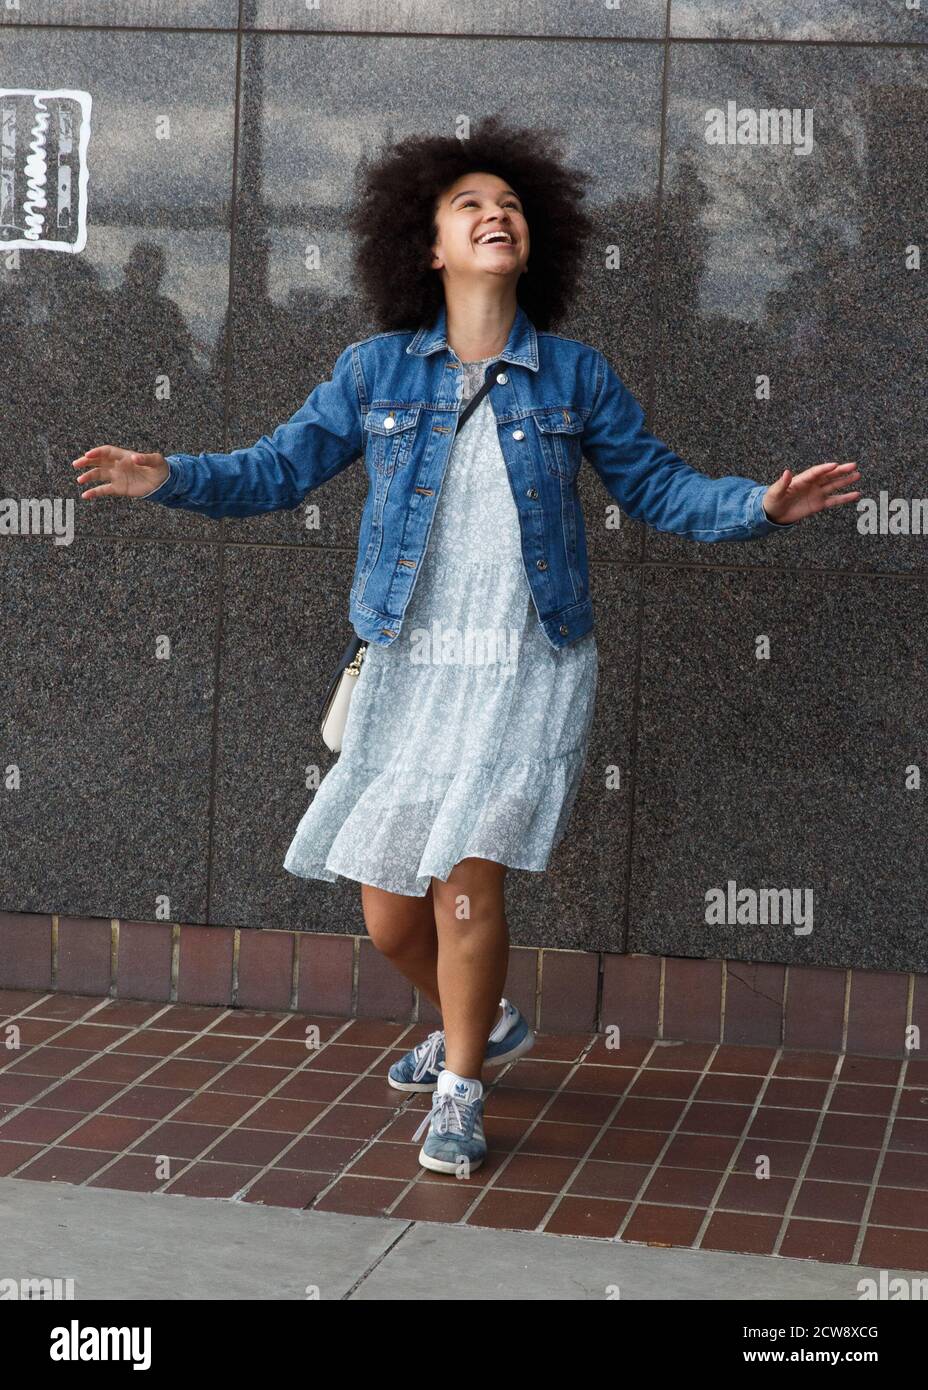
[169,922,180,1004]
[109,920,118,998]
[231,927,241,1006]
[657,955,665,1039]
[534,949,543,1033]
[594,951,605,1034]
[350,935,360,1017]
[289,932,300,1012]
[50,914,59,989]
[1,18,924,51]
[840,967,852,1053]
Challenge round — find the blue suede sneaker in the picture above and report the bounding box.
[412,1070,486,1174]
[387,997,533,1093]
[388,1027,446,1093]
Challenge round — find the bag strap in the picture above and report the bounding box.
[455,360,504,436]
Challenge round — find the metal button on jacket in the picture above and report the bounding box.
[559,624,569,635]
[536,559,548,570]
[496,372,508,385]
[512,429,525,441]
[384,416,395,429]
[526,487,538,499]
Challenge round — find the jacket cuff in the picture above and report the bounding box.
[139,456,186,502]
[751,485,798,532]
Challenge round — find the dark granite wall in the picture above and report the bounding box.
[1,4,925,969]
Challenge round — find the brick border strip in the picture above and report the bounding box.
[0,912,925,1058]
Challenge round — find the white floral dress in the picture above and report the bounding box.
[283,356,598,896]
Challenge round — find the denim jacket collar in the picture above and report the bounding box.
[405,300,540,372]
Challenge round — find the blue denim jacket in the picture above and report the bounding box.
[145,301,795,650]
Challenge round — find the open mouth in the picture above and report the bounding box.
[474,232,517,247]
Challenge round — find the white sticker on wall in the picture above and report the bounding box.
[1,88,91,253]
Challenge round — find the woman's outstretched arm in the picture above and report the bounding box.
[582,349,860,540]
[71,343,365,519]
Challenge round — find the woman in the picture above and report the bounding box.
[70,115,861,1177]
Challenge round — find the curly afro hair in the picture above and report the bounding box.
[345,113,596,335]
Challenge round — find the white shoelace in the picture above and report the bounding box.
[411,1029,446,1082]
[412,1091,472,1143]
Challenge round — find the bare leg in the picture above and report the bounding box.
[431,857,509,1082]
[360,880,442,1011]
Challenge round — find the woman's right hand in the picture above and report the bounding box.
[71,447,170,500]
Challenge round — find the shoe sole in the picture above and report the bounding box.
[387,1025,536,1094]
[417,1146,486,1175]
[487,1026,535,1068]
[387,1073,438,1094]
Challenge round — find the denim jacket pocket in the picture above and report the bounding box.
[363,405,421,475]
[533,407,584,481]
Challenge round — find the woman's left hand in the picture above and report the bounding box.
[762,461,861,525]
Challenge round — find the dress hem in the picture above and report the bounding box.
[282,845,561,897]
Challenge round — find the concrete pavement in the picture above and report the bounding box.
[0,1176,908,1300]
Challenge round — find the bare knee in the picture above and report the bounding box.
[432,857,507,927]
[361,881,436,958]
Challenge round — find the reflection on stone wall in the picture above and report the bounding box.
[1,5,925,973]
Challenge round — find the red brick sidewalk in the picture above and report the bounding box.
[1,989,926,1271]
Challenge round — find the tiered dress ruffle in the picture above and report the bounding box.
[283,356,598,896]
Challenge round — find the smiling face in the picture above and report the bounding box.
[429,170,530,286]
